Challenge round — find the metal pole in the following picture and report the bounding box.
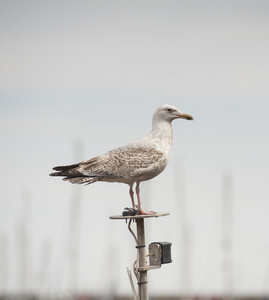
[221,173,233,300]
[109,213,170,299]
[136,218,148,300]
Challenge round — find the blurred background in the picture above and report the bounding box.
[1,0,269,299]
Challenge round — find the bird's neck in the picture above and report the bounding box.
[148,120,173,154]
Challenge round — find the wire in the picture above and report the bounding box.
[128,219,140,280]
[127,267,138,300]
[128,219,139,245]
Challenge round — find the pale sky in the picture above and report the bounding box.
[1,0,269,297]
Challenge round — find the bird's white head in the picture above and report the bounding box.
[153,104,193,125]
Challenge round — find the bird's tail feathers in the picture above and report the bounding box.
[50,163,79,173]
[50,161,101,185]
[49,163,81,177]
[63,177,99,185]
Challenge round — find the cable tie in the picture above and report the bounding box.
[135,245,146,248]
[137,281,148,285]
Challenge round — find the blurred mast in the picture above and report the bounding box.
[38,238,52,297]
[221,173,234,299]
[17,191,31,297]
[0,234,8,293]
[67,141,84,294]
[174,161,191,297]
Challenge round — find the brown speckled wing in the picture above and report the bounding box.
[80,149,163,178]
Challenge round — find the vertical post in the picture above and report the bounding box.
[136,218,148,300]
[222,173,233,300]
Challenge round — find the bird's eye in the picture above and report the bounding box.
[167,108,172,112]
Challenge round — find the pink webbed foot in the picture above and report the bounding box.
[139,209,156,215]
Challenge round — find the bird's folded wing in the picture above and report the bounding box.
[80,148,163,178]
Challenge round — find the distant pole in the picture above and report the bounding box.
[38,238,52,296]
[221,173,233,299]
[0,234,8,293]
[136,218,148,300]
[67,141,84,294]
[174,161,190,296]
[18,191,31,297]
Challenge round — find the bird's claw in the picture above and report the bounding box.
[122,207,156,216]
[122,207,139,216]
[138,209,156,215]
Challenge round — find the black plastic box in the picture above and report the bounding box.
[151,242,172,264]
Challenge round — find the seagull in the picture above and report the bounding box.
[50,104,193,215]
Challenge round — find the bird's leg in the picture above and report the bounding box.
[129,184,136,210]
[135,182,156,215]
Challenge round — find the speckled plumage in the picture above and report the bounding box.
[50,104,193,214]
